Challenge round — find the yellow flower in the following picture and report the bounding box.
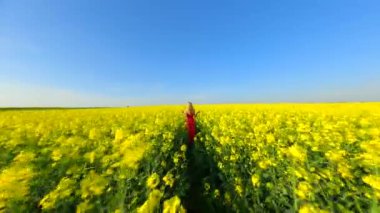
[287,144,307,162]
[84,151,96,164]
[0,166,34,208]
[251,174,260,187]
[337,163,353,179]
[173,153,181,165]
[13,151,35,164]
[230,154,237,162]
[224,192,231,204]
[361,140,380,152]
[147,173,160,189]
[296,181,311,200]
[76,200,93,213]
[80,171,108,199]
[163,172,175,188]
[163,196,186,213]
[363,175,380,191]
[213,189,220,198]
[39,177,75,210]
[359,140,380,166]
[325,150,346,162]
[299,203,328,213]
[293,167,308,179]
[204,182,211,192]
[258,159,274,169]
[368,128,380,138]
[359,118,370,128]
[88,128,99,140]
[115,129,124,141]
[359,153,380,167]
[51,149,62,161]
[266,133,276,144]
[235,184,243,197]
[258,161,266,169]
[180,144,187,152]
[137,189,163,213]
[121,145,147,169]
[299,204,314,213]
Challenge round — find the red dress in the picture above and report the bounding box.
[186,113,196,144]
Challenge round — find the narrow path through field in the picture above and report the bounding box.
[181,124,230,213]
[183,145,212,212]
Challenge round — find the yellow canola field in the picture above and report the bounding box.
[0,107,187,212]
[196,103,380,212]
[0,103,379,212]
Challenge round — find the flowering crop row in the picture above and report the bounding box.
[195,103,380,212]
[0,107,187,212]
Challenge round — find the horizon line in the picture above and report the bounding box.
[1,101,379,109]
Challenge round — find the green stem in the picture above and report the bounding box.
[292,168,298,212]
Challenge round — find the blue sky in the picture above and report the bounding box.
[1,0,379,106]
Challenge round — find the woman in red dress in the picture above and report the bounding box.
[184,102,197,145]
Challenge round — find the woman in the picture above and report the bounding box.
[184,102,197,145]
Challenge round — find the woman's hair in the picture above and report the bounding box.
[184,102,195,115]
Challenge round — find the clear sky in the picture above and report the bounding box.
[1,0,379,107]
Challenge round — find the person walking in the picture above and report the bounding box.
[184,102,197,145]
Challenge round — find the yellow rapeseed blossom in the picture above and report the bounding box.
[76,200,93,213]
[266,133,276,144]
[13,151,35,164]
[84,151,96,164]
[163,196,186,213]
[299,203,328,213]
[115,129,124,141]
[251,174,260,187]
[0,166,34,208]
[204,182,211,192]
[180,144,187,152]
[213,189,220,198]
[121,145,148,169]
[287,144,307,162]
[89,128,99,140]
[51,149,63,161]
[325,150,346,162]
[163,172,175,188]
[39,177,76,210]
[363,175,380,191]
[147,173,160,189]
[296,181,311,200]
[137,189,163,213]
[80,171,108,199]
[359,140,380,167]
[337,163,353,179]
[235,184,243,197]
[258,159,274,169]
